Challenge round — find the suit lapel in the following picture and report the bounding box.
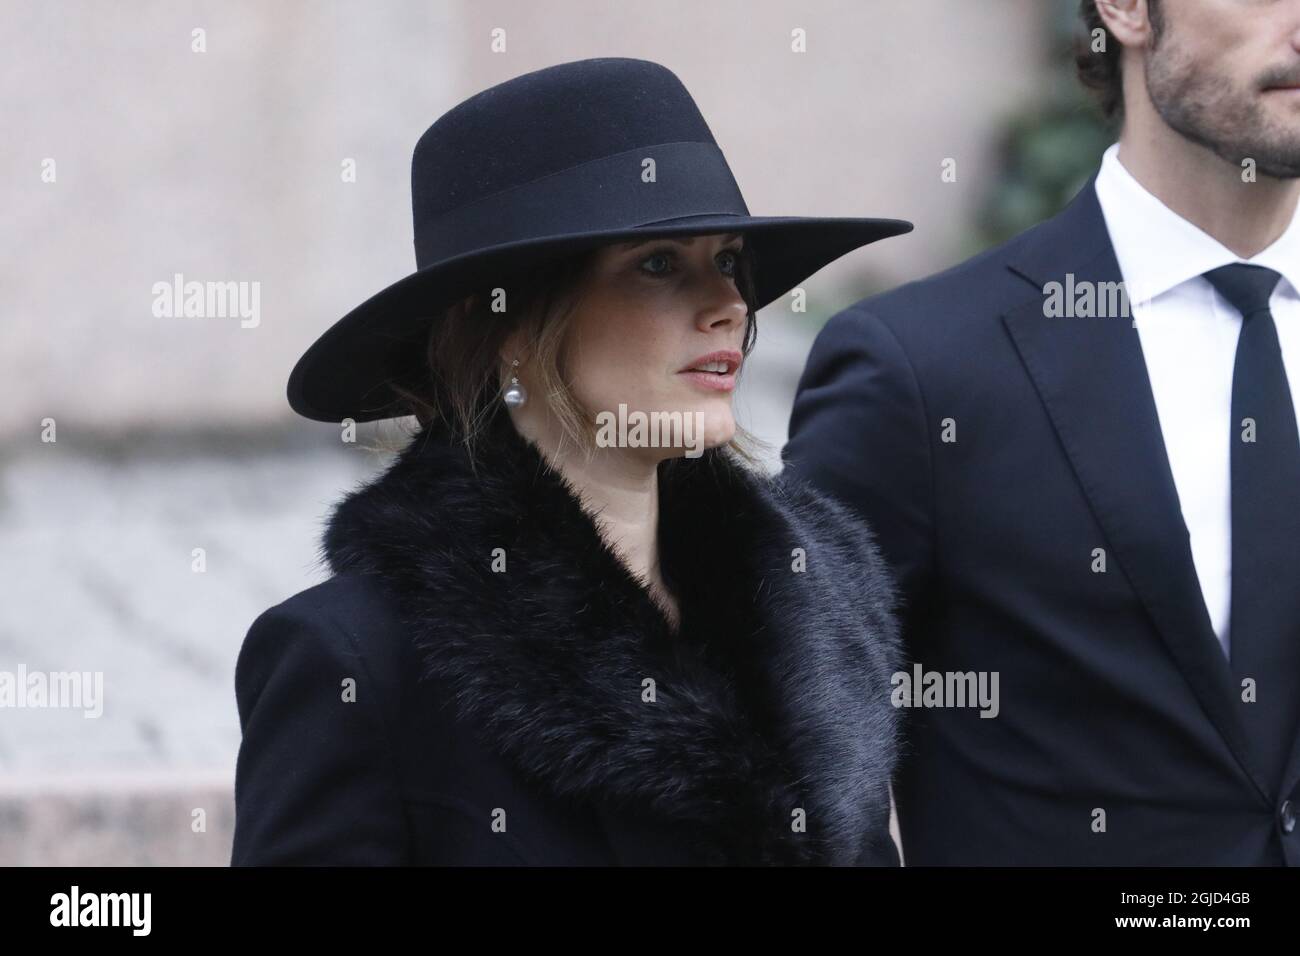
[1000,178,1272,803]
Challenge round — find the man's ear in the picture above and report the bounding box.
[1094,0,1158,48]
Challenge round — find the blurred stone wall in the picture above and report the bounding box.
[2,0,1049,444]
[0,0,1050,865]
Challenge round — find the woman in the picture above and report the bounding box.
[231,57,912,866]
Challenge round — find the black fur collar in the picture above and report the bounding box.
[321,409,901,865]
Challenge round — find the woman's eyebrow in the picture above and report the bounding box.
[619,233,744,251]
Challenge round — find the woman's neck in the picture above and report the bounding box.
[507,409,680,631]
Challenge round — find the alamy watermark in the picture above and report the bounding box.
[595,404,706,458]
[50,886,150,936]
[0,666,103,718]
[891,663,999,718]
[152,272,260,328]
[1042,274,1140,322]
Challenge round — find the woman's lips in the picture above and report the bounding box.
[677,369,737,392]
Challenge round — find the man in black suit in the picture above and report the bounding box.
[783,0,1300,864]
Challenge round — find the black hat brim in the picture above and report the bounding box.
[287,214,913,423]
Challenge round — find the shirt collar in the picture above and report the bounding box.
[1093,142,1300,306]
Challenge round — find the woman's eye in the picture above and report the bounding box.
[637,246,741,278]
[717,249,741,276]
[639,251,674,275]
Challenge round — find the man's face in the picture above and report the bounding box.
[1143,0,1300,178]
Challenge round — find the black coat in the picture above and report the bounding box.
[231,409,903,865]
[783,176,1300,865]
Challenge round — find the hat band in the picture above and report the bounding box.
[414,140,750,268]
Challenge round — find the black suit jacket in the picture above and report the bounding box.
[783,177,1300,865]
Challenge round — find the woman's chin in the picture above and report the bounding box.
[588,397,736,458]
[647,413,733,461]
[692,410,736,452]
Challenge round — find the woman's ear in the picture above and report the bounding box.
[497,328,525,375]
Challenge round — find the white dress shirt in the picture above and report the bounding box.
[1093,143,1300,658]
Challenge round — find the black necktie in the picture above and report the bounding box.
[1203,263,1300,792]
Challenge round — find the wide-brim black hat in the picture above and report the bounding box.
[288,57,913,423]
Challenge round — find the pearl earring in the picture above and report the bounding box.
[503,358,528,408]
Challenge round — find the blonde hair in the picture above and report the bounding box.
[387,242,770,470]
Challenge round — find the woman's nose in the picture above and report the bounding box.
[694,274,748,332]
